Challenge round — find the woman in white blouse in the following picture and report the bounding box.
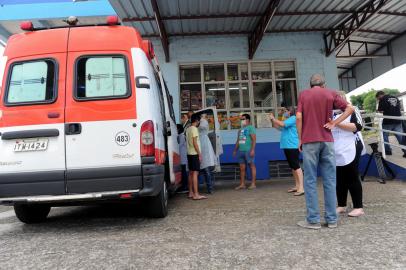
[333,91,365,217]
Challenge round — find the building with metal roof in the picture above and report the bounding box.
[1,0,405,90]
[109,0,406,78]
[0,0,405,179]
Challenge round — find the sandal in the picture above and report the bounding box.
[293,191,304,196]
[287,188,297,193]
[235,185,246,190]
[192,195,207,200]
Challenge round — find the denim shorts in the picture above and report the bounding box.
[238,151,255,164]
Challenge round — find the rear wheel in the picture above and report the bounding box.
[145,180,168,218]
[14,204,51,224]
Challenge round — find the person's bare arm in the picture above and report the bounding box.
[269,114,284,131]
[269,114,285,128]
[233,130,240,156]
[336,122,357,132]
[192,136,201,161]
[250,133,256,157]
[337,111,362,132]
[296,112,303,151]
[324,104,354,130]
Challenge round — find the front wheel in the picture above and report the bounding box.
[145,180,168,218]
[14,204,51,224]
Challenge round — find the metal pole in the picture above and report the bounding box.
[378,116,386,159]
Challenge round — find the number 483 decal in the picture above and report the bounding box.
[115,131,130,146]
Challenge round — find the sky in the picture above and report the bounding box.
[346,63,406,98]
[0,0,75,4]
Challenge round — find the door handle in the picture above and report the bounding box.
[65,123,82,135]
[48,112,60,119]
[1,129,60,140]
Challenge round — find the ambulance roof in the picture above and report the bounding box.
[4,26,144,60]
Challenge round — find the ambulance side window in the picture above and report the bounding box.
[5,59,56,105]
[154,72,166,123]
[163,81,176,121]
[75,55,130,100]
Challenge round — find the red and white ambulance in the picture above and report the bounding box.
[0,17,185,223]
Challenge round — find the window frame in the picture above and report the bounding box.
[163,80,176,122]
[73,54,132,102]
[153,70,167,126]
[4,58,58,107]
[179,59,298,129]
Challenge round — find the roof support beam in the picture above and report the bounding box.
[324,0,390,57]
[150,0,169,62]
[141,28,399,39]
[336,39,389,58]
[122,11,406,22]
[336,54,390,59]
[0,24,11,46]
[248,0,280,59]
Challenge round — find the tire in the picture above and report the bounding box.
[14,204,51,224]
[145,180,168,218]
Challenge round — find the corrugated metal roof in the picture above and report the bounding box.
[107,0,406,72]
[0,0,405,74]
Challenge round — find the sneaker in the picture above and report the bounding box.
[348,208,365,217]
[297,220,321,230]
[327,223,337,229]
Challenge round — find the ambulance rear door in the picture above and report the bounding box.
[156,72,181,186]
[64,47,141,194]
[0,49,68,197]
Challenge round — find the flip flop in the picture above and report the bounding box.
[235,186,246,190]
[293,191,304,196]
[192,195,207,200]
[287,188,297,193]
[248,185,257,190]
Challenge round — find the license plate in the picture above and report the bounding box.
[14,139,49,152]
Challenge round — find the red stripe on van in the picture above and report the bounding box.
[172,152,181,166]
[155,148,166,164]
[0,53,67,128]
[64,50,137,123]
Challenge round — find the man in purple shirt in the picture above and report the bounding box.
[296,74,354,229]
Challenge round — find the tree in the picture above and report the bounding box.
[362,91,377,112]
[350,92,368,108]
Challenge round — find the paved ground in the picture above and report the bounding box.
[0,178,405,270]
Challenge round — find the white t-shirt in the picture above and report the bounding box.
[332,114,357,166]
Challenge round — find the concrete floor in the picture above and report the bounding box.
[0,178,405,270]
